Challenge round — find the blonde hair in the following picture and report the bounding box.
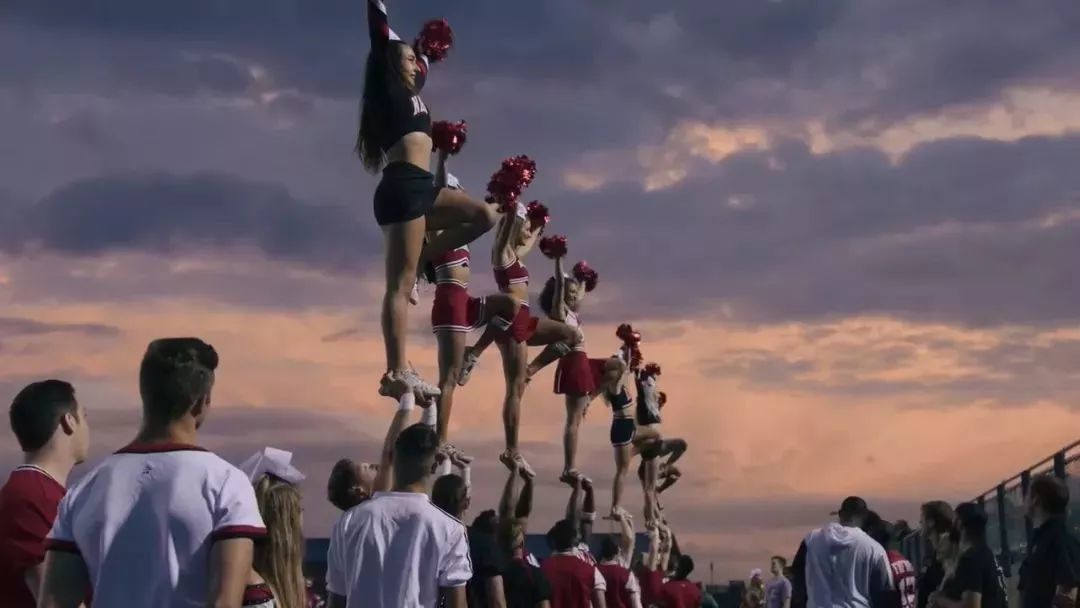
[254,475,306,608]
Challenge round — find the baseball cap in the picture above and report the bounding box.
[830,496,869,517]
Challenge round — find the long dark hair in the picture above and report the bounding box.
[356,41,412,172]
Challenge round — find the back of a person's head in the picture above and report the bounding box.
[327,459,364,511]
[920,500,955,534]
[253,475,306,608]
[1029,473,1069,516]
[599,536,620,562]
[862,510,893,548]
[954,502,988,544]
[675,554,695,580]
[9,379,78,453]
[392,423,439,485]
[432,474,468,518]
[139,338,218,425]
[547,519,578,552]
[472,509,498,534]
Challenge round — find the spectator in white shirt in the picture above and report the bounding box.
[802,497,893,608]
[327,416,472,608]
[39,337,266,608]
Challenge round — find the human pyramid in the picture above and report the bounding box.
[360,0,690,532]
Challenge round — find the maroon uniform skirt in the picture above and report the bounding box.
[431,283,485,333]
[554,352,604,396]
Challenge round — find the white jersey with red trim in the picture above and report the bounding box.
[46,443,266,608]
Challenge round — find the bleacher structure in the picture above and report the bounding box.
[900,439,1080,580]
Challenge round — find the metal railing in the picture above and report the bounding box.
[899,439,1080,576]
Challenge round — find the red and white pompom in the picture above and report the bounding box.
[525,201,549,230]
[432,120,468,155]
[616,323,642,346]
[414,19,454,63]
[642,362,662,378]
[486,155,538,207]
[572,260,599,292]
[538,235,568,259]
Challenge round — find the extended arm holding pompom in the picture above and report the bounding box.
[513,201,548,260]
[552,256,569,322]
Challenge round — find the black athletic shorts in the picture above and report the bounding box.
[374,162,440,226]
[610,417,636,447]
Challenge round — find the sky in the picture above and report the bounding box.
[2,0,1080,581]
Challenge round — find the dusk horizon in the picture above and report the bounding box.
[3,0,1080,582]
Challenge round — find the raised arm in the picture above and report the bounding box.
[565,475,582,530]
[514,219,543,260]
[645,526,662,571]
[434,150,450,189]
[366,0,391,55]
[515,470,534,520]
[580,477,596,542]
[374,393,418,492]
[616,512,635,565]
[498,459,519,521]
[551,257,568,321]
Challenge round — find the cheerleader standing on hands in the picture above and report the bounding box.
[426,150,522,452]
[457,202,581,461]
[538,253,601,481]
[357,0,496,398]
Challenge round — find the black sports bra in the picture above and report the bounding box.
[607,387,632,412]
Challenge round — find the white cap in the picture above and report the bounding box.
[238,447,305,485]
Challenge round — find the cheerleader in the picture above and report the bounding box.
[426,153,521,452]
[597,355,639,519]
[456,201,581,461]
[357,0,497,400]
[539,255,600,481]
[633,366,687,528]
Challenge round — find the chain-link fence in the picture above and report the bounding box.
[899,440,1080,577]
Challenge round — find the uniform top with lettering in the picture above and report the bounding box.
[0,466,66,608]
[366,0,431,152]
[46,443,266,608]
[886,551,917,608]
[326,491,472,608]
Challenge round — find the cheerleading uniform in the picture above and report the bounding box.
[430,246,486,333]
[554,311,604,397]
[367,0,437,226]
[635,372,662,427]
[492,203,539,343]
[605,386,636,447]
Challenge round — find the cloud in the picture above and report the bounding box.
[0,171,380,273]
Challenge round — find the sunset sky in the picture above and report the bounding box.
[2,0,1080,580]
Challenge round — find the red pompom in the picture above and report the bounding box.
[572,260,599,292]
[658,391,668,407]
[539,235,567,259]
[431,120,467,155]
[642,362,662,378]
[622,343,643,370]
[525,201,549,230]
[414,19,454,63]
[616,323,642,346]
[486,155,538,206]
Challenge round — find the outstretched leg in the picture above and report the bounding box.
[457,294,519,386]
[526,318,581,377]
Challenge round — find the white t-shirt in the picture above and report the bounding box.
[326,491,473,608]
[46,443,266,608]
[803,523,893,608]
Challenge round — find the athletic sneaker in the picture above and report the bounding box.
[457,350,479,386]
[379,369,440,401]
